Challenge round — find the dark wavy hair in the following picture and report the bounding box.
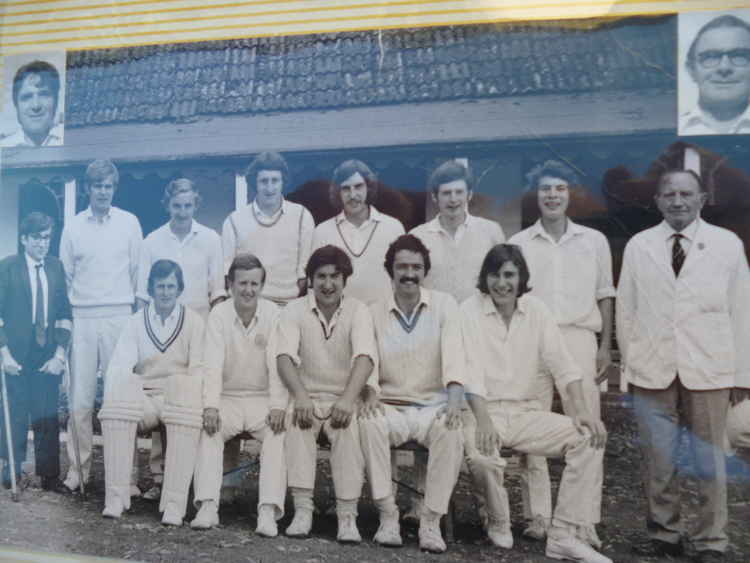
[305,245,353,284]
[525,159,580,191]
[383,234,431,279]
[329,159,379,210]
[227,253,266,284]
[245,151,289,192]
[19,211,54,237]
[147,259,185,297]
[13,60,60,111]
[476,244,531,297]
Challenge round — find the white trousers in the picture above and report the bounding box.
[66,313,130,484]
[727,399,750,450]
[285,399,367,502]
[360,403,463,515]
[464,400,603,529]
[193,395,286,518]
[522,326,602,524]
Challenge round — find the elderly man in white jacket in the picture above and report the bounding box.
[617,169,750,562]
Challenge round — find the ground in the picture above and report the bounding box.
[2,399,750,562]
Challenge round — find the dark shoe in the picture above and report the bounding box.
[694,550,724,562]
[41,476,70,494]
[631,538,684,557]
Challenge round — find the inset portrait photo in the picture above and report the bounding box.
[1,51,66,147]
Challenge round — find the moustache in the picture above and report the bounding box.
[399,277,419,284]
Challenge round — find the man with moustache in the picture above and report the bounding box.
[137,178,225,500]
[312,160,405,305]
[680,14,750,135]
[358,234,467,553]
[222,152,314,305]
[99,260,205,526]
[2,61,63,147]
[461,244,609,563]
[60,159,143,493]
[411,160,505,303]
[191,254,287,537]
[275,245,392,544]
[0,212,71,492]
[617,169,750,561]
[508,160,614,545]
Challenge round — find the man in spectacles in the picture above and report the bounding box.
[680,13,750,135]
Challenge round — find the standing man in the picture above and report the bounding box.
[191,254,287,537]
[60,158,143,492]
[99,260,204,525]
[509,160,615,544]
[617,169,750,561]
[275,245,388,544]
[312,160,405,305]
[1,61,63,147]
[359,234,467,553]
[137,177,224,500]
[461,244,610,563]
[138,178,224,319]
[222,152,314,305]
[0,212,71,492]
[680,14,750,135]
[411,160,505,303]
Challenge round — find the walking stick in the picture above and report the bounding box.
[65,356,86,500]
[1,364,19,502]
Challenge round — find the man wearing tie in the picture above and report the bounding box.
[0,212,72,492]
[617,169,750,562]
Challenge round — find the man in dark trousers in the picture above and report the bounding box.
[0,212,72,492]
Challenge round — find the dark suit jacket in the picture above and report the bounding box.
[0,253,72,366]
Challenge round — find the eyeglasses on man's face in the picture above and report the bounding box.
[696,48,750,69]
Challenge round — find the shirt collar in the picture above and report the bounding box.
[659,217,700,242]
[528,218,583,242]
[230,299,260,332]
[24,252,44,269]
[84,206,112,222]
[425,212,472,234]
[167,219,200,239]
[307,292,344,317]
[335,205,383,226]
[480,292,527,316]
[682,104,750,134]
[148,302,180,326]
[388,288,431,315]
[252,198,286,219]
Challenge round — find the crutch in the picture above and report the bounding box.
[65,355,86,500]
[1,364,19,502]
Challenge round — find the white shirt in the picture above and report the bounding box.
[25,253,48,327]
[411,213,505,303]
[60,206,143,312]
[616,218,750,390]
[679,103,750,136]
[312,206,405,305]
[509,219,615,332]
[138,220,225,316]
[275,293,378,400]
[1,123,64,147]
[202,298,286,410]
[460,293,582,402]
[146,302,183,344]
[370,288,466,405]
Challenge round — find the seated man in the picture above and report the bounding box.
[461,244,610,563]
[191,254,287,536]
[359,234,467,553]
[98,260,205,526]
[275,245,390,543]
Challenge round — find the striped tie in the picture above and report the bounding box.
[34,264,46,347]
[672,234,685,276]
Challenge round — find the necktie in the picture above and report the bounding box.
[34,263,46,347]
[672,234,685,276]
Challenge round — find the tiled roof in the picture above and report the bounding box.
[65,18,676,127]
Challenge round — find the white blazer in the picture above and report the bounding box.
[616,219,750,391]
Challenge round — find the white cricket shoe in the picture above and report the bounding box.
[190,501,219,530]
[285,508,313,538]
[255,504,278,538]
[546,535,612,563]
